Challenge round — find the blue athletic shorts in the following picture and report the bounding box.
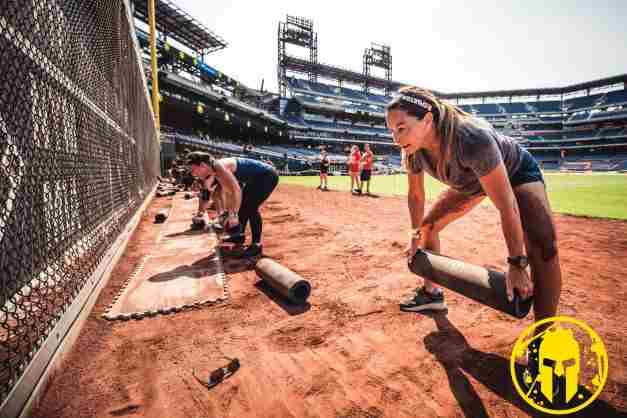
[510,149,544,188]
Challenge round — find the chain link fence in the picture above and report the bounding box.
[0,0,159,405]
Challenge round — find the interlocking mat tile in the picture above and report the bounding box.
[103,194,227,321]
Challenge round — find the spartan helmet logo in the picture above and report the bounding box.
[539,327,581,403]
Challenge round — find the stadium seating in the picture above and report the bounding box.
[529,132,563,141]
[563,108,627,124]
[458,105,474,113]
[605,89,627,105]
[501,102,529,114]
[599,126,625,137]
[614,160,627,171]
[295,93,384,114]
[541,161,561,170]
[283,76,627,169]
[296,94,343,110]
[538,115,564,123]
[472,103,503,114]
[301,119,390,137]
[564,94,601,111]
[284,113,307,127]
[563,129,597,139]
[338,86,369,102]
[590,109,627,120]
[567,112,590,122]
[560,161,592,171]
[589,161,617,170]
[168,132,320,172]
[287,76,389,106]
[531,101,562,113]
[304,120,343,132]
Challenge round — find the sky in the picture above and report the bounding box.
[167,0,627,94]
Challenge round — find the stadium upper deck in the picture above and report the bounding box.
[131,0,227,55]
[282,72,627,159]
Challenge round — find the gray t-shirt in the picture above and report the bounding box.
[407,119,523,196]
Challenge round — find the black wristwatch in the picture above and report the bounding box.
[507,255,529,269]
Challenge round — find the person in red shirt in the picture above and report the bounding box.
[348,145,361,194]
[359,144,374,195]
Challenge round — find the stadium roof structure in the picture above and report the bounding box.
[286,69,627,102]
[282,55,404,92]
[132,0,227,55]
[439,74,627,100]
[278,15,403,96]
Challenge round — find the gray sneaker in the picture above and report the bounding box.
[400,287,447,312]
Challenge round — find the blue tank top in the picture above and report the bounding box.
[234,158,275,184]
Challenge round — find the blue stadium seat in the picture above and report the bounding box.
[532,101,562,113]
[284,113,307,126]
[306,120,343,131]
[605,90,627,105]
[567,112,590,122]
[564,94,602,111]
[501,103,529,114]
[599,127,625,137]
[589,109,627,120]
[287,76,390,107]
[458,105,474,113]
[562,130,597,139]
[473,103,501,114]
[538,115,564,123]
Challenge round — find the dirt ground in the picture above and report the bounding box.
[30,184,627,418]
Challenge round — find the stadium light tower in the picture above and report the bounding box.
[363,43,392,95]
[277,15,318,97]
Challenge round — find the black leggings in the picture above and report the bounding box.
[238,172,279,244]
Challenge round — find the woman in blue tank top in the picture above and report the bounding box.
[187,151,279,257]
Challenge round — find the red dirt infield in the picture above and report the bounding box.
[30,184,627,418]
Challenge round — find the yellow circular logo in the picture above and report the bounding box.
[510,316,608,415]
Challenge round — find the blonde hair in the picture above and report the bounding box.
[387,86,473,182]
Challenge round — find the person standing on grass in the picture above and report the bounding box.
[386,87,561,322]
[359,144,375,195]
[187,151,279,258]
[348,145,361,194]
[318,149,330,190]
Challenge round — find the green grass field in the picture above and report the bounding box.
[280,173,627,220]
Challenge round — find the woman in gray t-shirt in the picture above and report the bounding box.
[386,87,561,322]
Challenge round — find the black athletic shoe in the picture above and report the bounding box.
[223,233,245,245]
[222,224,245,244]
[400,287,447,312]
[221,244,245,258]
[238,244,262,258]
[210,220,224,233]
